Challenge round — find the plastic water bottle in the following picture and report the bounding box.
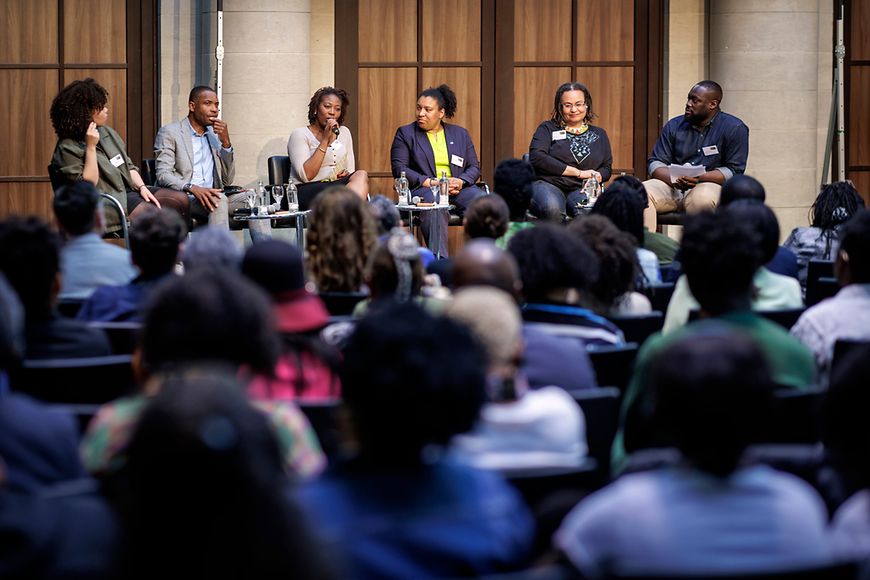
[396,171,409,205]
[583,175,601,205]
[438,171,449,206]
[286,180,298,212]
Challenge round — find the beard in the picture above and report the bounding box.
[685,110,707,126]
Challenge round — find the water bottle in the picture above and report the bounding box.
[583,175,600,205]
[286,180,299,212]
[395,171,409,205]
[438,171,449,206]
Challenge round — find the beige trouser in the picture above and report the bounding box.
[642,179,721,231]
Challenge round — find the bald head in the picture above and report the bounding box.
[452,239,522,299]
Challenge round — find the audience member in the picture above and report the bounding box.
[784,181,865,290]
[452,240,597,392]
[557,332,831,577]
[592,180,661,284]
[614,211,815,472]
[791,209,870,377]
[180,225,242,273]
[54,180,137,300]
[507,224,624,346]
[368,195,436,268]
[0,217,110,358]
[80,269,325,479]
[113,371,334,579]
[718,175,799,279]
[493,158,536,249]
[569,215,651,316]
[241,240,341,401]
[463,194,509,240]
[78,207,186,322]
[306,186,377,292]
[663,200,803,333]
[297,301,534,578]
[447,287,587,470]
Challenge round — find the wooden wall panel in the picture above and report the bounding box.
[0,0,57,64]
[847,171,870,206]
[848,66,870,166]
[64,0,126,63]
[514,0,571,62]
[576,66,634,172]
[359,0,416,62]
[421,67,481,159]
[0,182,54,220]
[63,69,128,141]
[576,0,634,62]
[513,67,571,157]
[358,67,417,174]
[0,70,57,177]
[422,0,480,62]
[853,0,870,60]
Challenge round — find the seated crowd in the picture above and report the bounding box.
[3,73,870,578]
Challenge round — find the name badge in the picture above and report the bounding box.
[702,145,719,156]
[552,130,567,141]
[450,154,464,167]
[109,154,124,168]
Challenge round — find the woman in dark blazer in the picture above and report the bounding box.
[528,82,612,222]
[390,84,485,257]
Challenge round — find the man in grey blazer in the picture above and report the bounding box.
[153,86,243,229]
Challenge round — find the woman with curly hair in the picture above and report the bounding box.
[306,186,378,293]
[287,86,368,210]
[49,78,161,224]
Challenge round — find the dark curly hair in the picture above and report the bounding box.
[464,195,509,240]
[307,86,350,126]
[493,158,535,221]
[50,78,108,141]
[569,215,640,314]
[418,84,457,118]
[591,178,647,247]
[0,217,60,316]
[507,223,599,304]
[306,187,378,292]
[551,82,596,126]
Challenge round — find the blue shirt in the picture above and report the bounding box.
[648,111,749,180]
[189,124,216,188]
[59,233,137,300]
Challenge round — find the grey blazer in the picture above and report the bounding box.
[153,117,235,190]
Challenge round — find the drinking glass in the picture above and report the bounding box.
[429,182,440,204]
[272,185,284,207]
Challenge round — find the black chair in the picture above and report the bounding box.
[607,312,664,345]
[56,298,87,318]
[47,403,103,436]
[297,400,342,460]
[48,164,129,247]
[267,155,291,186]
[656,211,686,227]
[806,276,839,307]
[570,387,621,482]
[642,282,676,313]
[586,343,639,392]
[688,308,806,331]
[761,388,825,444]
[10,354,136,405]
[807,259,834,287]
[318,291,368,316]
[87,321,142,354]
[609,561,859,579]
[832,339,870,377]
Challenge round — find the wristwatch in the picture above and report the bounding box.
[182,183,192,193]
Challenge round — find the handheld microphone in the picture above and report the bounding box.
[331,125,340,136]
[411,196,422,205]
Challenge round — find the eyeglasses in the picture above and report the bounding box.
[561,102,587,110]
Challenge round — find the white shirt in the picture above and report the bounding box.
[287,126,356,184]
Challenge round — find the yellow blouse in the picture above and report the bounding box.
[426,130,452,179]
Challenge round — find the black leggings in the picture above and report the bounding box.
[295,174,353,211]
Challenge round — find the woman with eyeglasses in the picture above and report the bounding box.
[528,82,613,222]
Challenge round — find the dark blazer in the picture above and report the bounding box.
[390,121,481,189]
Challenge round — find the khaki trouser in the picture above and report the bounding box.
[642,179,720,231]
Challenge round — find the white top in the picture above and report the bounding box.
[831,489,870,561]
[451,386,587,470]
[287,125,356,184]
[555,465,832,578]
[637,248,661,284]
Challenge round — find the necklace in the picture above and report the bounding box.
[565,124,588,135]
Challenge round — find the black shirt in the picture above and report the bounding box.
[528,120,613,193]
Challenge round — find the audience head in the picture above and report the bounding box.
[591,179,647,246]
[307,86,350,127]
[341,301,487,463]
[650,329,774,477]
[836,209,870,285]
[0,274,24,370]
[50,78,109,141]
[551,82,596,125]
[680,211,763,316]
[452,239,522,299]
[494,158,535,221]
[722,200,780,263]
[417,84,457,119]
[368,195,401,235]
[306,187,378,292]
[507,224,599,305]
[569,215,639,313]
[810,181,864,231]
[140,269,279,377]
[53,180,102,236]
[119,370,329,578]
[181,226,242,273]
[0,217,61,317]
[463,195,509,240]
[824,345,870,490]
[241,240,330,334]
[365,229,423,303]
[129,207,186,278]
[719,174,766,208]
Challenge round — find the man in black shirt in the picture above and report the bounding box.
[643,80,749,231]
